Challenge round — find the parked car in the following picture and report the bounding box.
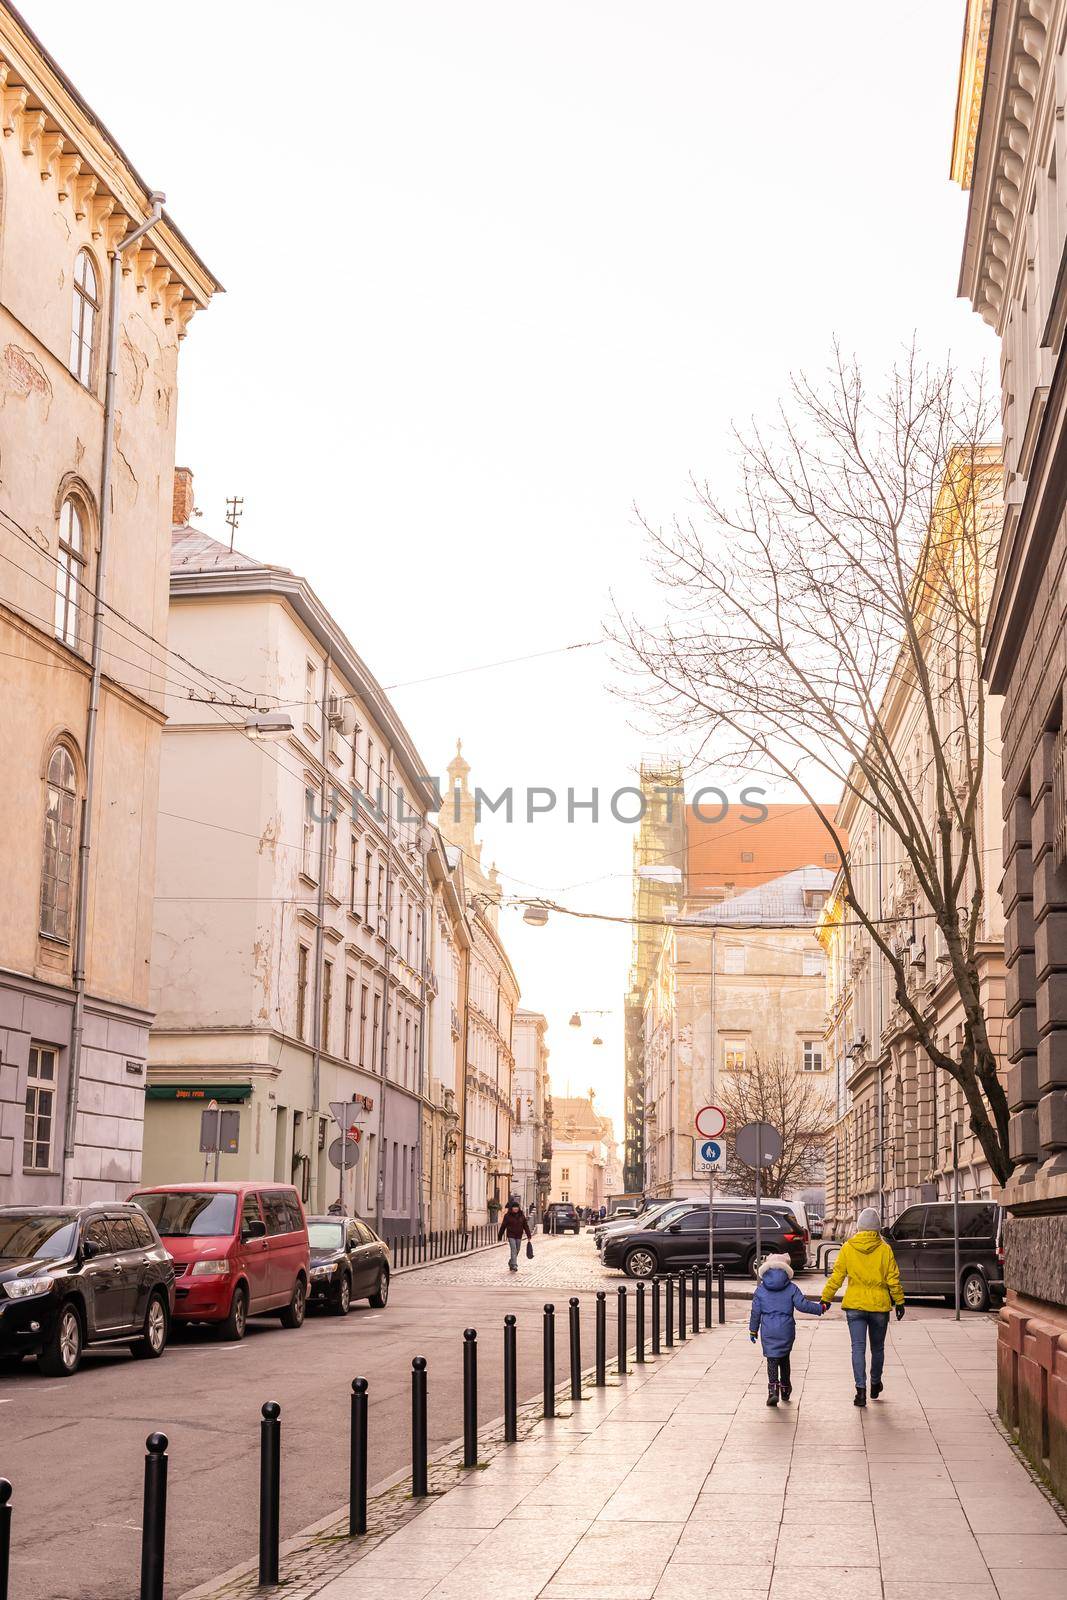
[306,1215,390,1313]
[130,1182,310,1339]
[594,1197,696,1247]
[0,1202,174,1377]
[884,1201,1005,1311]
[544,1203,581,1234]
[603,1203,806,1279]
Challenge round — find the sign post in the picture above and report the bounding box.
[695,1105,727,1291]
[734,1121,783,1272]
[329,1097,373,1215]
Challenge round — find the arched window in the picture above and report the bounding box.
[40,746,78,942]
[54,497,86,648]
[69,249,99,385]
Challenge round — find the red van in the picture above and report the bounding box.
[129,1183,310,1340]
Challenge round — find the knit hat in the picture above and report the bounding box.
[856,1208,881,1232]
[757,1252,794,1280]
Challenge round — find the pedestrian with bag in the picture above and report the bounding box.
[749,1252,826,1406]
[498,1196,533,1272]
[820,1207,905,1406]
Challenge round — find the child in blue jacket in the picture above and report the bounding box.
[749,1252,825,1405]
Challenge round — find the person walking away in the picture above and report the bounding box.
[820,1207,905,1406]
[498,1198,532,1272]
[749,1252,825,1406]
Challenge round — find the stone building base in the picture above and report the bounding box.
[998,1292,1067,1505]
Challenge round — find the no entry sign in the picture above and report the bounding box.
[695,1104,727,1140]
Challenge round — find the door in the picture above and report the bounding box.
[922,1202,996,1295]
[888,1205,925,1294]
[349,1220,378,1295]
[106,1214,146,1330]
[712,1210,756,1274]
[663,1208,710,1268]
[79,1216,125,1334]
[260,1190,299,1303]
[240,1192,272,1311]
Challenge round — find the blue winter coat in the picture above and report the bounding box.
[749,1267,823,1356]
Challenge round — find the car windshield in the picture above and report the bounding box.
[649,1204,695,1230]
[0,1213,78,1261]
[308,1222,344,1249]
[136,1192,237,1237]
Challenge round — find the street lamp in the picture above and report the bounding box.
[523,904,549,926]
[244,709,295,739]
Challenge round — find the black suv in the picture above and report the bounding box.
[884,1201,1005,1311]
[604,1203,806,1279]
[0,1203,175,1376]
[544,1203,581,1234]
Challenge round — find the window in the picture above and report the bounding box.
[241,1193,262,1236]
[304,660,317,729]
[560,1190,569,1202]
[301,785,316,880]
[359,984,369,1065]
[893,1206,924,1241]
[722,944,745,975]
[344,974,355,1060]
[324,810,337,894]
[803,949,825,977]
[678,1209,710,1231]
[560,1167,570,1181]
[371,991,382,1071]
[55,498,86,648]
[69,249,99,384]
[81,1216,112,1254]
[296,944,309,1040]
[802,1039,824,1072]
[261,1192,293,1235]
[515,1094,522,1124]
[349,834,360,913]
[740,850,754,863]
[322,959,333,1051]
[23,1044,58,1170]
[40,747,78,941]
[129,1212,156,1249]
[108,1216,139,1253]
[824,852,838,866]
[723,1038,748,1072]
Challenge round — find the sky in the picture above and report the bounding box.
[21,0,997,1135]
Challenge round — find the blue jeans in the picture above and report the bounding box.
[845,1309,889,1388]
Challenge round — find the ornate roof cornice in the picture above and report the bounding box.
[952,0,993,188]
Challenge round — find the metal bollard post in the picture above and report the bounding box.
[0,1479,9,1600]
[543,1304,556,1418]
[258,1404,281,1587]
[704,1264,712,1327]
[411,1358,428,1496]
[691,1268,701,1334]
[678,1271,687,1341]
[616,1285,628,1375]
[635,1282,646,1363]
[651,1276,661,1355]
[717,1263,726,1325]
[665,1274,675,1347]
[595,1291,607,1385]
[349,1378,368,1536]
[463,1329,478,1468]
[569,1297,582,1401]
[140,1433,168,1600]
[504,1315,518,1442]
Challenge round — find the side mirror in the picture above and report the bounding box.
[668,1223,681,1234]
[80,1238,99,1261]
[243,1219,267,1239]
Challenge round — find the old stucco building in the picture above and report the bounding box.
[512,1009,551,1218]
[0,7,217,1202]
[423,827,469,1231]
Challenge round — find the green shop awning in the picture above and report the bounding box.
[146,1084,252,1104]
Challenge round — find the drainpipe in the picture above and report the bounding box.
[63,193,165,1202]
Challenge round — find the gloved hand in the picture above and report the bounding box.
[819,1302,830,1315]
[749,1331,758,1343]
[895,1304,905,1322]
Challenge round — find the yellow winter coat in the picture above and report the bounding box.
[821,1231,904,1312]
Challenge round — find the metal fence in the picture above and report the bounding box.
[386,1224,495,1269]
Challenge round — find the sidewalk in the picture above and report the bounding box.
[314,1316,1066,1600]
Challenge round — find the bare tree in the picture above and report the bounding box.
[613,346,1013,1184]
[717,1054,835,1200]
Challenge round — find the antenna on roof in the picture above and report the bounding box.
[225,496,244,552]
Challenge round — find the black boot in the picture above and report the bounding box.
[780,1382,792,1401]
[854,1387,867,1407]
[870,1380,883,1399]
[766,1384,779,1406]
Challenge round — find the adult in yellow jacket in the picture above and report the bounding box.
[821,1208,904,1407]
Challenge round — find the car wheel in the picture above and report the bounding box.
[280,1277,306,1328]
[39,1302,83,1377]
[369,1268,390,1308]
[332,1273,351,1316]
[219,1284,248,1342]
[961,1271,991,1313]
[746,1250,760,1279]
[131,1291,170,1360]
[624,1247,657,1279]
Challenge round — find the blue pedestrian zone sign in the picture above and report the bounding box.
[696,1139,725,1174]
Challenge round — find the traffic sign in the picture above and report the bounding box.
[695,1138,725,1175]
[328,1134,361,1171]
[735,1121,783,1169]
[695,1104,727,1140]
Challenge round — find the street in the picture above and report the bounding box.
[0,1235,996,1600]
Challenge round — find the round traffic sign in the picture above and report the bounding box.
[695,1104,727,1139]
[734,1121,783,1169]
[328,1135,361,1171]
[699,1140,722,1163]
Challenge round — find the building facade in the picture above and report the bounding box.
[147,483,435,1231]
[953,0,1067,1499]
[423,829,469,1231]
[512,1010,551,1219]
[0,9,217,1203]
[550,1095,610,1211]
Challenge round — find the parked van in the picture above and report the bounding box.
[130,1182,310,1340]
[884,1200,1005,1312]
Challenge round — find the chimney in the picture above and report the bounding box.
[173,467,195,526]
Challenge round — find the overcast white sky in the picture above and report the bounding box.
[23,0,996,1133]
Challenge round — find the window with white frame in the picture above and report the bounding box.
[723,1038,748,1071]
[560,1167,570,1181]
[40,746,78,941]
[301,784,316,879]
[802,1039,824,1072]
[24,1043,58,1170]
[722,943,745,975]
[69,249,99,385]
[304,660,317,730]
[54,498,86,649]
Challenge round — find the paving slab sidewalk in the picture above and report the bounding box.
[309,1315,1066,1600]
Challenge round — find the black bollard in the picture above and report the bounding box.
[635,1282,646,1363]
[617,1285,628,1376]
[678,1270,687,1340]
[595,1291,607,1385]
[0,1479,9,1600]
[704,1264,713,1327]
[543,1304,556,1418]
[651,1276,661,1355]
[717,1263,726,1325]
[504,1315,518,1442]
[569,1297,582,1401]
[349,1378,368,1536]
[691,1268,701,1333]
[140,1433,168,1600]
[463,1329,478,1468]
[411,1358,428,1496]
[665,1273,675,1347]
[258,1404,281,1587]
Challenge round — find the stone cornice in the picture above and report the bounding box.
[952,0,993,188]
